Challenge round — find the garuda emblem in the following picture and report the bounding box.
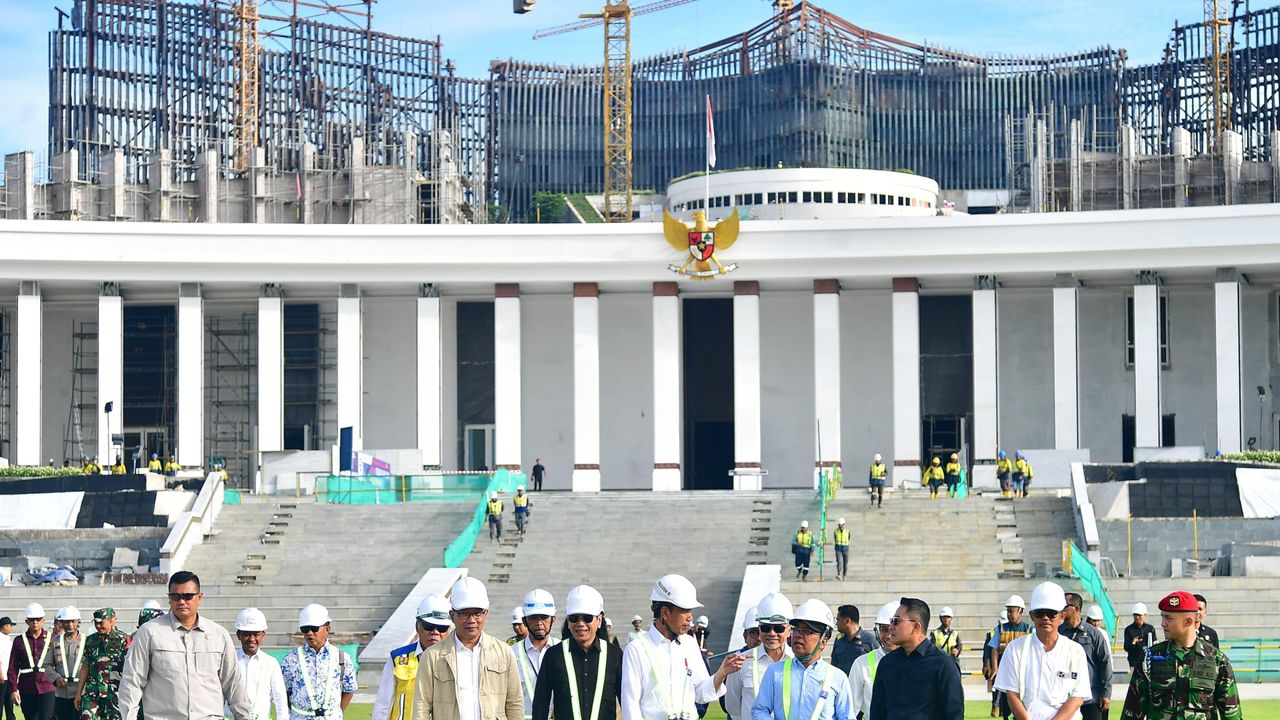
[663,209,740,280]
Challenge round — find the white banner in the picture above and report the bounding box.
[0,491,85,529]
[1237,468,1280,518]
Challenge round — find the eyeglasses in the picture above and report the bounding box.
[454,609,486,619]
[789,623,819,637]
[758,623,788,634]
[300,625,325,634]
[567,614,596,625]
[418,621,450,633]
[1030,610,1060,620]
[889,616,912,626]
[168,592,198,601]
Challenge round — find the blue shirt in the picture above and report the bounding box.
[279,643,358,720]
[751,658,853,720]
[867,641,963,720]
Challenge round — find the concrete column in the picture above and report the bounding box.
[813,279,841,488]
[350,136,366,224]
[149,149,173,222]
[1172,128,1192,209]
[177,283,204,468]
[892,278,921,489]
[573,283,602,492]
[51,149,84,220]
[972,277,999,470]
[1053,276,1081,449]
[103,149,127,220]
[733,281,762,490]
[337,284,363,450]
[258,285,284,454]
[249,146,267,223]
[1223,130,1244,205]
[1272,131,1280,203]
[14,282,41,465]
[4,152,35,220]
[301,142,316,224]
[494,283,521,470]
[195,149,218,222]
[1134,272,1163,449]
[416,284,443,467]
[1120,125,1137,210]
[1215,269,1243,454]
[97,284,123,465]
[652,282,682,491]
[1068,120,1083,212]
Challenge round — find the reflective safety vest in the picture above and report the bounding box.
[487,499,503,516]
[83,464,100,475]
[924,466,945,481]
[944,462,961,478]
[930,628,959,654]
[833,528,850,548]
[147,459,163,472]
[996,458,1013,476]
[514,495,529,510]
[794,531,813,549]
[389,642,421,720]
[1014,459,1034,478]
[868,462,886,481]
[111,464,126,475]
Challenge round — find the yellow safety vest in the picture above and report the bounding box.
[111,464,126,475]
[1015,459,1033,478]
[83,464,99,475]
[794,531,813,549]
[487,499,503,516]
[944,462,960,477]
[925,466,944,481]
[390,647,420,720]
[147,460,163,472]
[514,495,528,509]
[869,462,886,480]
[833,528,850,547]
[930,628,959,654]
[996,458,1013,475]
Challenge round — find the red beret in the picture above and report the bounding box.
[1158,591,1198,613]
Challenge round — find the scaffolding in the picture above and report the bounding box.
[63,321,99,464]
[206,314,256,487]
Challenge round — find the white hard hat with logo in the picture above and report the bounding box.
[939,606,954,618]
[742,607,759,630]
[1087,605,1105,621]
[236,607,268,632]
[24,603,45,619]
[1130,602,1148,616]
[755,593,794,624]
[299,604,331,627]
[565,585,605,617]
[1004,594,1026,609]
[142,599,163,611]
[1029,582,1067,612]
[56,606,81,622]
[450,577,490,611]
[416,595,453,627]
[511,606,525,624]
[650,574,703,610]
[523,588,557,617]
[875,601,898,626]
[791,599,835,631]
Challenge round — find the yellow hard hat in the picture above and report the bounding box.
[931,457,940,465]
[950,453,958,461]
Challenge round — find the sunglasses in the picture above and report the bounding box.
[300,625,326,634]
[567,614,596,625]
[758,623,788,634]
[418,621,450,633]
[889,616,911,626]
[168,592,198,601]
[1030,610,1060,620]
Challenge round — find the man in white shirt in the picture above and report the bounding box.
[229,608,288,720]
[621,574,743,720]
[513,589,558,720]
[372,595,452,720]
[993,583,1091,720]
[724,595,792,720]
[847,602,899,720]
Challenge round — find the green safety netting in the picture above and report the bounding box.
[1068,540,1118,640]
[223,489,243,505]
[442,468,524,568]
[315,473,491,504]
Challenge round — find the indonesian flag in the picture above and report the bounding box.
[706,94,717,168]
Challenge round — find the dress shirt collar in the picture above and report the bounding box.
[166,612,204,632]
[647,625,681,646]
[302,642,331,657]
[566,638,604,658]
[455,636,479,654]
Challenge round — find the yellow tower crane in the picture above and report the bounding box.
[231,0,261,176]
[1204,0,1233,152]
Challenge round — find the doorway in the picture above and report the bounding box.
[919,296,973,467]
[682,298,734,490]
[123,426,169,473]
[463,424,495,471]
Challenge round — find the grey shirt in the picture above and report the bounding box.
[1059,620,1113,703]
[42,631,85,699]
[117,612,251,720]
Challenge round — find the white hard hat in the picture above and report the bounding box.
[1131,602,1148,616]
[742,606,759,630]
[755,592,794,624]
[874,453,882,462]
[416,594,453,627]
[837,517,846,525]
[299,604,331,627]
[565,585,605,617]
[696,615,709,627]
[650,574,703,609]
[236,607,268,632]
[450,577,490,611]
[511,606,525,624]
[606,618,613,627]
[56,606,81,622]
[791,599,835,631]
[875,601,898,626]
[1029,582,1067,612]
[523,588,557,617]
[517,485,525,491]
[142,600,163,611]
[998,610,1009,623]
[1087,605,1105,621]
[24,603,45,619]
[800,520,809,529]
[1004,594,1026,609]
[489,491,497,499]
[939,606,954,618]
[631,614,643,623]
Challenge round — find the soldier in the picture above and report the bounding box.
[74,608,130,720]
[1120,591,1241,720]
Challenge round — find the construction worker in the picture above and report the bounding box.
[1122,603,1156,680]
[231,608,289,720]
[280,604,357,720]
[726,594,791,720]
[792,521,814,580]
[213,461,229,484]
[870,598,964,720]
[45,606,83,720]
[620,574,743,720]
[628,616,646,645]
[110,458,126,475]
[82,458,101,476]
[751,599,852,720]
[605,618,616,644]
[925,457,945,499]
[868,454,886,508]
[514,589,560,720]
[74,607,129,720]
[847,601,898,720]
[993,583,1091,720]
[983,611,1007,718]
[1012,452,1033,498]
[1060,593,1113,720]
[147,453,162,473]
[1119,591,1241,720]
[372,595,451,720]
[487,491,504,541]
[988,595,1033,720]
[507,607,527,646]
[693,616,712,667]
[943,454,961,498]
[163,455,180,476]
[1086,605,1105,631]
[532,585,621,720]
[513,486,530,535]
[996,451,1013,498]
[929,607,962,668]
[8,603,54,720]
[832,518,850,581]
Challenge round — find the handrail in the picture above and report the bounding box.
[159,472,225,574]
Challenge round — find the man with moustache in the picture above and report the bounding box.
[280,604,357,720]
[8,603,56,720]
[531,586,622,720]
[725,595,792,720]
[74,608,130,720]
[45,607,85,720]
[868,598,963,720]
[514,590,560,720]
[993,583,1091,720]
[372,595,452,720]
[750,599,852,720]
[229,608,288,720]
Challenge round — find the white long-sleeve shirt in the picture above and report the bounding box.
[847,647,886,720]
[513,637,559,719]
[724,646,791,720]
[227,650,288,720]
[621,626,724,720]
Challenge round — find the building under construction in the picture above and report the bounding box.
[3,0,1280,222]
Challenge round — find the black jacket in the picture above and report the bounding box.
[533,638,622,720]
[1122,622,1156,667]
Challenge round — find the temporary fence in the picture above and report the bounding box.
[315,472,492,505]
[442,469,525,568]
[1067,539,1118,640]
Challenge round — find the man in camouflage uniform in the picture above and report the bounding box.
[73,609,130,720]
[1121,591,1241,720]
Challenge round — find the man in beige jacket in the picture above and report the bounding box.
[413,577,522,720]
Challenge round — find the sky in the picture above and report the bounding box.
[0,0,1202,155]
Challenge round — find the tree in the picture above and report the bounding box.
[531,192,566,223]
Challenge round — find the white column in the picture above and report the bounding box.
[813,280,841,489]
[733,281,763,491]
[892,278,921,489]
[652,282,682,491]
[573,283,602,492]
[257,286,284,454]
[14,283,42,465]
[417,285,443,467]
[1215,270,1243,454]
[97,285,124,465]
[1133,276,1162,448]
[177,284,204,468]
[494,284,522,471]
[1052,278,1081,449]
[337,285,363,450]
[972,278,999,463]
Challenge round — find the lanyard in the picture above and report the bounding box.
[781,659,835,720]
[246,654,269,718]
[297,646,336,712]
[20,633,50,675]
[637,635,692,720]
[562,640,609,720]
[60,633,85,680]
